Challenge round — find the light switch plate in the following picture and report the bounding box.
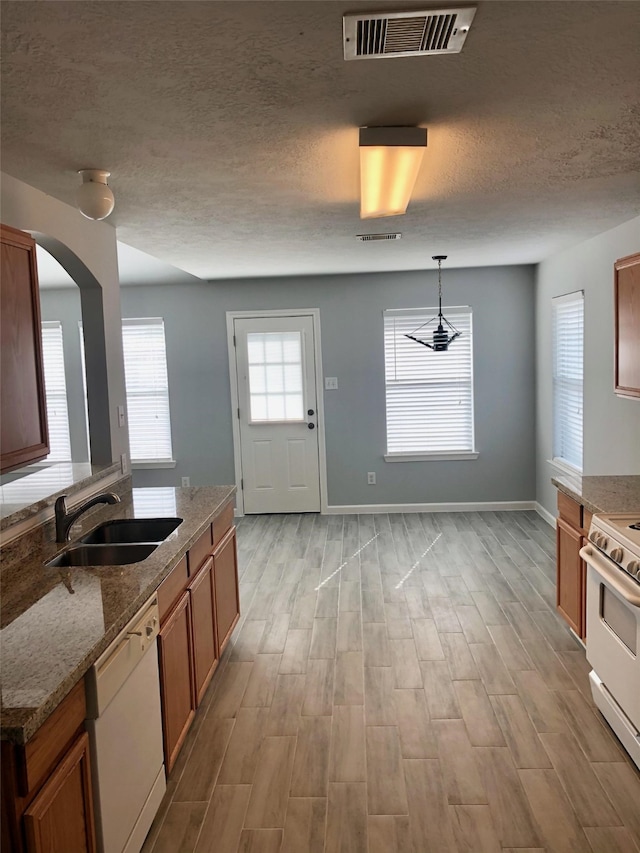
[117,405,126,427]
[325,377,338,390]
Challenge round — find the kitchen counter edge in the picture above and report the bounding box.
[552,474,640,516]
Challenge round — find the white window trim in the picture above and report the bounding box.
[122,317,175,466]
[552,290,584,474]
[385,451,479,462]
[383,305,476,459]
[131,459,177,469]
[41,321,72,463]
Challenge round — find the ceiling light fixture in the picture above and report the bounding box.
[406,255,462,351]
[359,126,427,219]
[76,169,115,220]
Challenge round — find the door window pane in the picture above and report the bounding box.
[247,331,304,422]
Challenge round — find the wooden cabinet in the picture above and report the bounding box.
[23,733,95,853]
[158,591,196,773]
[0,224,49,473]
[1,681,96,853]
[556,517,584,636]
[156,498,239,773]
[614,252,640,398]
[556,491,591,640]
[213,526,240,654]
[189,556,218,705]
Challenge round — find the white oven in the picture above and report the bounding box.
[581,513,640,769]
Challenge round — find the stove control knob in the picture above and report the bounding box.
[610,547,624,564]
[598,535,609,550]
[626,560,640,577]
[589,531,598,544]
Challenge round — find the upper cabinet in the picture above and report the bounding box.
[0,225,49,473]
[614,252,640,399]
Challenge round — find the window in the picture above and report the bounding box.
[246,331,304,422]
[122,318,174,466]
[552,291,584,472]
[41,321,72,461]
[384,308,475,459]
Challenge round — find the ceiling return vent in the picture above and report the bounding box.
[356,233,402,241]
[343,7,476,60]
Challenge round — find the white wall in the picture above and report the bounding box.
[1,172,128,466]
[536,216,640,515]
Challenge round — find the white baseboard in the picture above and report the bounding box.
[534,502,556,528]
[324,501,537,515]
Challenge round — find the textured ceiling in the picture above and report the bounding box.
[2,1,640,281]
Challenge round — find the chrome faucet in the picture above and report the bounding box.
[55,492,121,543]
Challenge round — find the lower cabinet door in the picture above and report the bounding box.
[23,732,96,853]
[189,556,218,705]
[213,526,240,654]
[556,517,585,638]
[158,591,196,773]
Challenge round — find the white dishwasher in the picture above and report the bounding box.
[85,594,166,853]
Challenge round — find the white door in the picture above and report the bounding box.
[234,315,321,514]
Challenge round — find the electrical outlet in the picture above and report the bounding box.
[181,476,190,487]
[367,472,376,485]
[120,453,128,474]
[325,377,338,390]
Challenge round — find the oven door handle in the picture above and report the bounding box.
[580,545,640,607]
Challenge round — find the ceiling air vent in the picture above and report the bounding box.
[343,7,476,60]
[356,233,402,241]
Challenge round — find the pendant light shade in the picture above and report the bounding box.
[76,169,115,220]
[405,255,462,352]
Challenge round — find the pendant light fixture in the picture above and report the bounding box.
[405,255,462,351]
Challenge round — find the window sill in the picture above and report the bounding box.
[131,460,177,470]
[384,452,479,462]
[547,458,582,477]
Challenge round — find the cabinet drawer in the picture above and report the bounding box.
[158,556,189,623]
[212,501,234,546]
[557,491,582,530]
[188,526,213,575]
[20,681,86,797]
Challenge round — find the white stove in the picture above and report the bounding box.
[588,513,640,581]
[581,512,640,769]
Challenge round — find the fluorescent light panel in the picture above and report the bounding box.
[359,127,427,219]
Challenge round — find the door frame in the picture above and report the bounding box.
[226,308,328,516]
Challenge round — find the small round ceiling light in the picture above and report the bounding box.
[76,169,115,220]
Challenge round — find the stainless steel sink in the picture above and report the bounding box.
[79,517,183,545]
[46,543,158,567]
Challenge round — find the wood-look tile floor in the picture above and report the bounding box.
[142,511,640,853]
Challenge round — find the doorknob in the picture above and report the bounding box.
[307,409,315,416]
[308,422,315,430]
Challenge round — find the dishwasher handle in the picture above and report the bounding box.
[86,595,160,719]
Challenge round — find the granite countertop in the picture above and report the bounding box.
[0,484,235,744]
[552,474,640,515]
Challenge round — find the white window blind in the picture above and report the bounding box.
[122,318,174,464]
[41,321,72,461]
[384,308,475,456]
[552,291,584,472]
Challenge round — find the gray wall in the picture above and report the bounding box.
[41,265,537,507]
[123,265,536,506]
[535,216,640,517]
